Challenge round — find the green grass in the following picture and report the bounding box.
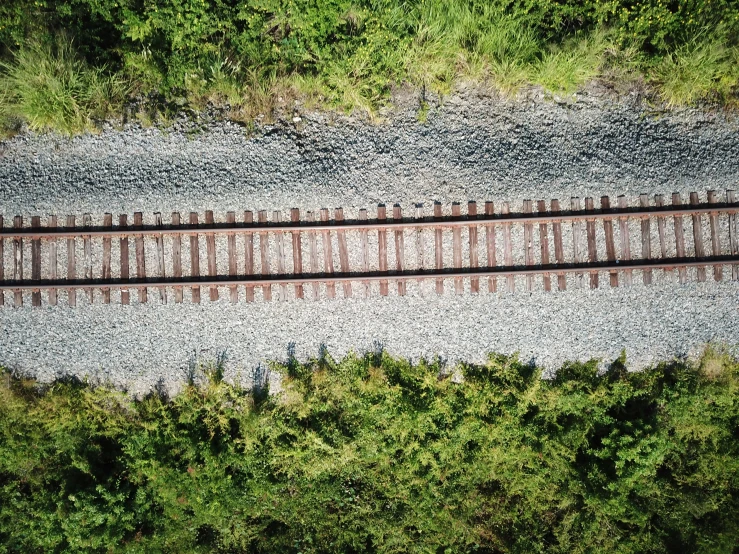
[0,38,129,135]
[1,347,738,552]
[653,37,739,107]
[531,32,609,95]
[0,0,738,135]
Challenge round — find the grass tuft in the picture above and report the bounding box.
[653,35,739,106]
[0,37,128,135]
[533,32,609,95]
[403,30,458,96]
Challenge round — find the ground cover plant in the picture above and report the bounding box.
[0,347,738,552]
[0,0,738,134]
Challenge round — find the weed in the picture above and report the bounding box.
[416,99,430,122]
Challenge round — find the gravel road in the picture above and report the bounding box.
[1,89,738,389]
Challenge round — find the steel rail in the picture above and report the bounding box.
[2,256,737,290]
[1,203,738,239]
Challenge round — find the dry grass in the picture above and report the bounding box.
[699,345,735,381]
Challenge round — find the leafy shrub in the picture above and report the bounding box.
[597,0,739,53]
[511,0,739,53]
[0,0,122,62]
[1,348,738,552]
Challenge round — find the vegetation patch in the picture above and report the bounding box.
[0,37,129,134]
[1,0,739,135]
[1,347,738,552]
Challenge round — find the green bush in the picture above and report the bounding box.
[1,348,738,552]
[596,0,739,53]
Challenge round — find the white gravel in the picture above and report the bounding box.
[1,89,738,390]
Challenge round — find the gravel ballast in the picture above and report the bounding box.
[1,90,739,216]
[0,90,738,389]
[0,281,736,395]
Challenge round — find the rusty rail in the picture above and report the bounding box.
[1,203,737,239]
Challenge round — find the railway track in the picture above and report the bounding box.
[1,190,737,307]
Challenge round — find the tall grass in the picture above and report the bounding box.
[402,4,615,97]
[0,38,128,135]
[403,2,543,95]
[1,1,738,135]
[653,36,739,106]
